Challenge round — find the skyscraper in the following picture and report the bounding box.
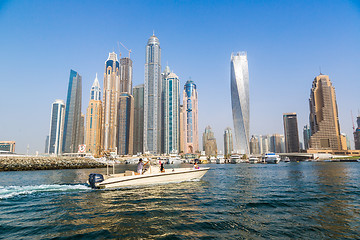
[309,74,344,150]
[48,99,65,155]
[102,52,120,153]
[85,74,102,156]
[117,93,134,155]
[303,125,311,150]
[224,127,233,157]
[354,116,360,150]
[250,135,259,154]
[202,126,217,156]
[45,135,49,154]
[283,113,300,153]
[182,79,199,154]
[162,66,180,154]
[179,104,185,153]
[133,84,144,154]
[270,134,283,153]
[144,34,162,154]
[120,57,133,94]
[230,52,250,155]
[63,70,82,153]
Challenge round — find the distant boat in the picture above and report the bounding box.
[283,157,290,163]
[216,154,225,164]
[209,156,217,163]
[230,154,246,163]
[263,153,280,164]
[249,157,259,164]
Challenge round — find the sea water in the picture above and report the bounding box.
[1,162,359,239]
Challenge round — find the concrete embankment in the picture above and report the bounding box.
[0,156,107,171]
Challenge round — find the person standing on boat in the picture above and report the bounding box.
[137,159,144,174]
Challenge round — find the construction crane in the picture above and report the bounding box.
[118,41,132,58]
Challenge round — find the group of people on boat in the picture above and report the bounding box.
[136,158,200,175]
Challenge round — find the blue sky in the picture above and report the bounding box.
[0,0,359,154]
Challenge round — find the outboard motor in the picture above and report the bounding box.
[88,173,104,189]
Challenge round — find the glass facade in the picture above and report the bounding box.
[48,99,65,155]
[162,67,180,154]
[230,52,250,154]
[144,34,161,154]
[62,69,82,153]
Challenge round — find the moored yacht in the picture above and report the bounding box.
[263,153,281,164]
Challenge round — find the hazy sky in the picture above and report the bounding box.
[1,0,359,154]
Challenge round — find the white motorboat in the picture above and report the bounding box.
[88,165,209,189]
[230,154,246,163]
[216,154,225,164]
[249,157,259,164]
[263,153,281,164]
[209,156,216,163]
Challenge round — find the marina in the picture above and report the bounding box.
[1,162,360,239]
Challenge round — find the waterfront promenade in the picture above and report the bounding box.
[0,156,106,171]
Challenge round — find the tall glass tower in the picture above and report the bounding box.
[48,99,65,155]
[133,84,144,154]
[162,66,180,154]
[144,34,161,154]
[182,79,199,154]
[63,69,82,153]
[230,52,249,155]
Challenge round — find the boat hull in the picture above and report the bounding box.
[95,168,209,189]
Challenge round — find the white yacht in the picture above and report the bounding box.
[209,156,217,163]
[249,157,259,164]
[230,154,242,164]
[216,154,225,164]
[263,153,281,164]
[88,165,209,189]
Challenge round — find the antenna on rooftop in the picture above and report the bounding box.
[351,111,355,132]
[319,66,322,75]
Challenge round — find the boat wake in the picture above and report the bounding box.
[0,184,91,200]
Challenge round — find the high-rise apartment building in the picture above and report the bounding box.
[144,34,162,154]
[303,125,311,150]
[354,116,360,150]
[250,135,259,154]
[102,52,120,153]
[230,52,250,155]
[203,126,217,156]
[309,74,344,150]
[283,113,300,153]
[133,84,144,154]
[48,99,65,155]
[182,79,199,154]
[162,66,180,154]
[270,134,284,153]
[224,127,233,156]
[45,136,49,154]
[118,93,134,155]
[179,104,185,153]
[120,57,133,94]
[85,74,102,156]
[63,70,82,153]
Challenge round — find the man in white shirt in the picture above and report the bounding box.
[137,159,144,174]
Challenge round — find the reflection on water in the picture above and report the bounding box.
[0,163,359,239]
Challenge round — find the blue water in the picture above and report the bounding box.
[1,162,359,239]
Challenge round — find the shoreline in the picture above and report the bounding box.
[0,156,107,172]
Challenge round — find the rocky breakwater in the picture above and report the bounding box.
[0,156,107,171]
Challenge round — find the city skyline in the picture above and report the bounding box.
[1,1,360,154]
